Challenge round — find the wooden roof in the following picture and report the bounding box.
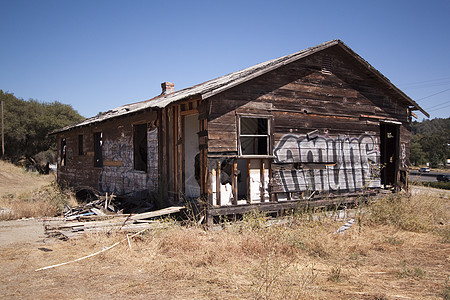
[52,39,428,134]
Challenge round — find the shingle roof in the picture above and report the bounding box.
[51,39,428,134]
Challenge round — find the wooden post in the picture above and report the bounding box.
[232,160,238,205]
[260,159,265,202]
[172,106,178,200]
[105,193,109,210]
[216,161,221,206]
[246,159,251,203]
[1,100,4,159]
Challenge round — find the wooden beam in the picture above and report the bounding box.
[177,105,183,198]
[246,159,251,203]
[208,192,379,216]
[165,108,170,195]
[102,161,122,167]
[216,161,221,206]
[260,159,265,203]
[130,206,185,221]
[172,106,178,200]
[181,114,185,197]
[232,160,238,205]
[180,109,198,116]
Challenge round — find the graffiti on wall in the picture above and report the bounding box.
[273,134,381,193]
[400,143,407,169]
[98,129,158,194]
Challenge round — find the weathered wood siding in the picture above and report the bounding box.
[57,110,159,196]
[207,47,411,198]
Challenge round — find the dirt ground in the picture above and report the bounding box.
[0,160,448,299]
[0,218,47,246]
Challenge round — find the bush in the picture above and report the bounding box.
[413,181,450,190]
[368,191,448,232]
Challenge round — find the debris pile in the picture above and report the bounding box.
[64,193,120,220]
[45,191,184,239]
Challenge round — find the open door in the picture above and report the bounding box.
[183,113,200,199]
[380,123,400,187]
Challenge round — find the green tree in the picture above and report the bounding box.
[411,118,450,168]
[409,135,426,166]
[0,90,84,162]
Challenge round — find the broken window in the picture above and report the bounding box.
[78,134,84,155]
[60,138,66,166]
[239,117,270,156]
[94,132,102,167]
[133,123,147,172]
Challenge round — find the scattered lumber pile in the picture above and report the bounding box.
[45,205,185,240]
[64,193,120,220]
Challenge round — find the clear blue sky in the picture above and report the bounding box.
[1,0,449,120]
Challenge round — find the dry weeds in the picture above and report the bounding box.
[0,160,76,220]
[0,186,448,299]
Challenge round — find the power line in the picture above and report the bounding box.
[424,99,450,110]
[427,102,450,113]
[398,76,450,87]
[417,88,450,101]
[404,81,450,90]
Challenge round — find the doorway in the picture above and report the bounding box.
[183,113,200,199]
[380,123,400,187]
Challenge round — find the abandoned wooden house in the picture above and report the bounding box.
[51,39,428,222]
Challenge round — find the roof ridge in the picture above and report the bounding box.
[50,39,427,135]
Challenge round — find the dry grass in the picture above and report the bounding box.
[0,158,449,299]
[0,160,76,220]
[0,187,448,299]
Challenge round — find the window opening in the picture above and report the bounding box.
[60,138,66,166]
[94,132,103,167]
[78,134,84,155]
[134,123,147,171]
[321,56,332,74]
[239,117,269,155]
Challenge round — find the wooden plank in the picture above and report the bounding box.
[260,159,265,203]
[216,161,221,206]
[180,109,198,116]
[130,206,185,221]
[177,104,183,198]
[164,108,170,195]
[246,159,251,203]
[207,192,377,216]
[102,161,122,167]
[172,106,178,200]
[232,160,238,205]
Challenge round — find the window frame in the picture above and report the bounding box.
[237,114,273,158]
[93,132,103,168]
[78,134,84,156]
[60,137,66,166]
[133,123,148,172]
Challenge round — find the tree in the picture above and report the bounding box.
[0,90,85,162]
[411,118,450,168]
[409,135,426,166]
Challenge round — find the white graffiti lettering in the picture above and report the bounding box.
[274,134,381,193]
[401,143,407,169]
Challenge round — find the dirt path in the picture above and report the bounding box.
[0,219,47,247]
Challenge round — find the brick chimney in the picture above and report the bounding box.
[161,82,175,95]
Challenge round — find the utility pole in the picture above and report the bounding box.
[1,100,4,159]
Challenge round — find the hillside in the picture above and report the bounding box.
[0,160,53,198]
[0,160,73,220]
